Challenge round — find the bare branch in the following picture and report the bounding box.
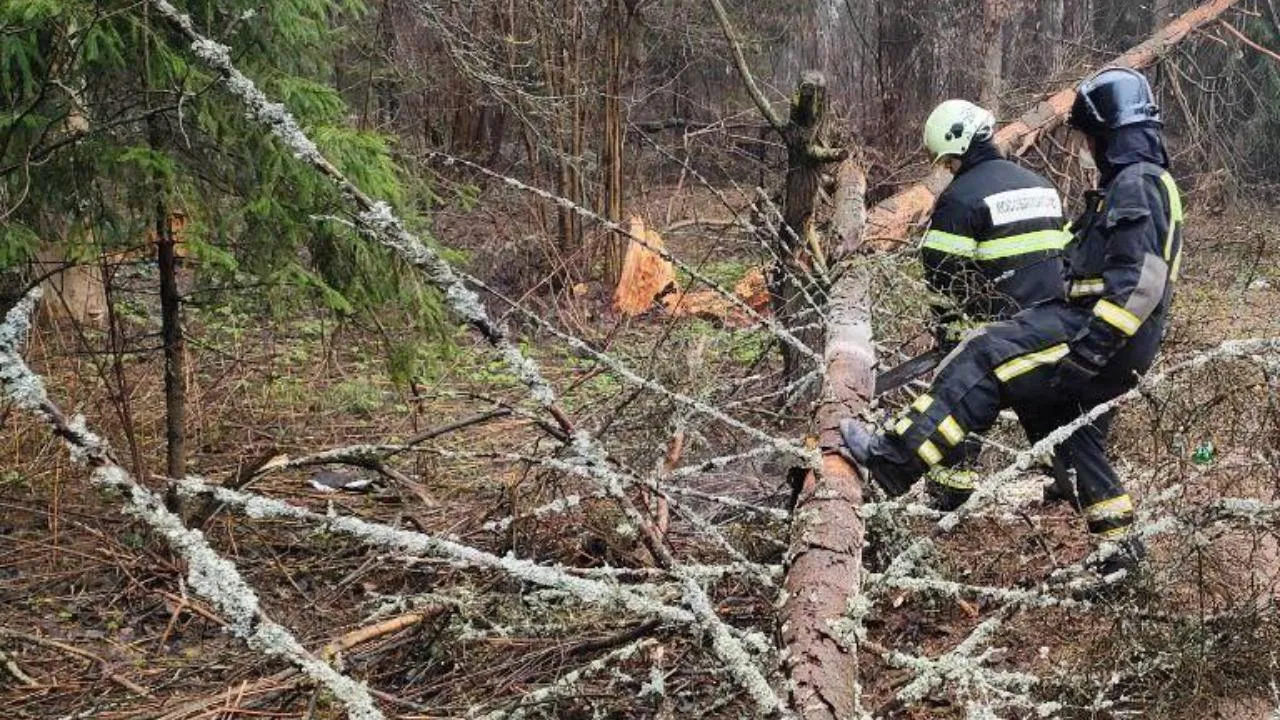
[706,0,787,133]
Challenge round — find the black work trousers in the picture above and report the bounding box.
[865,300,1163,537]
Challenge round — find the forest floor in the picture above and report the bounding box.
[1,195,1279,719]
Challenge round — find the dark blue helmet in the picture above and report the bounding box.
[1068,67,1161,134]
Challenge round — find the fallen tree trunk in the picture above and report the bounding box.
[781,158,870,720]
[864,0,1241,247]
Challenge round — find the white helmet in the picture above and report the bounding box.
[923,99,996,161]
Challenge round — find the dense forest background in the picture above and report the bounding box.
[3,0,1280,718]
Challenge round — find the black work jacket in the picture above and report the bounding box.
[1064,161,1184,370]
[921,145,1070,323]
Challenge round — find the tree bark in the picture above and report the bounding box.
[1043,0,1066,76]
[599,0,628,283]
[771,71,842,405]
[863,0,1241,248]
[781,158,869,720]
[979,0,1010,115]
[541,1,585,263]
[156,202,186,483]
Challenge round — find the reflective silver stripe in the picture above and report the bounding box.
[1122,253,1168,327]
[974,229,1071,261]
[923,230,978,257]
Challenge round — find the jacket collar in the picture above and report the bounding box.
[956,138,1003,175]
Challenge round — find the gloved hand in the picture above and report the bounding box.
[1051,353,1100,390]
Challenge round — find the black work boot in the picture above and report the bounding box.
[1041,473,1079,507]
[1090,535,1146,580]
[838,419,915,497]
[1040,455,1081,509]
[838,418,873,464]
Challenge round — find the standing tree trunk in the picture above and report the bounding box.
[1043,0,1066,76]
[980,0,1011,115]
[540,0,585,266]
[155,202,186,484]
[708,0,848,407]
[142,5,186,502]
[771,72,846,407]
[599,0,628,283]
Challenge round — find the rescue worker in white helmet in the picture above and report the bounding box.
[912,99,1072,510]
[841,67,1183,583]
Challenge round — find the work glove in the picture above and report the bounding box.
[1051,352,1100,391]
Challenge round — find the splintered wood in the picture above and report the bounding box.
[613,216,676,315]
[612,216,770,326]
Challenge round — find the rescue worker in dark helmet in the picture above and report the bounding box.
[915,100,1072,510]
[841,67,1183,580]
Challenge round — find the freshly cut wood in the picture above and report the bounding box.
[658,267,771,327]
[661,287,750,327]
[781,158,869,720]
[733,267,770,313]
[613,216,676,315]
[34,244,107,327]
[863,0,1241,247]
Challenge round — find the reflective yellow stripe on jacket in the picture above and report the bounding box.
[922,229,1070,260]
[1158,171,1185,280]
[922,230,978,257]
[1094,298,1142,336]
[974,230,1071,260]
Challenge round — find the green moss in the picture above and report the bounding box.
[675,259,753,290]
[328,377,386,416]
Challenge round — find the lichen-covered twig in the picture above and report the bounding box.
[145,6,795,711]
[882,609,1051,716]
[426,446,790,520]
[458,269,814,463]
[175,476,695,622]
[867,571,1089,611]
[0,291,385,720]
[470,639,657,720]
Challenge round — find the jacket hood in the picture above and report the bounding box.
[1096,122,1169,185]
